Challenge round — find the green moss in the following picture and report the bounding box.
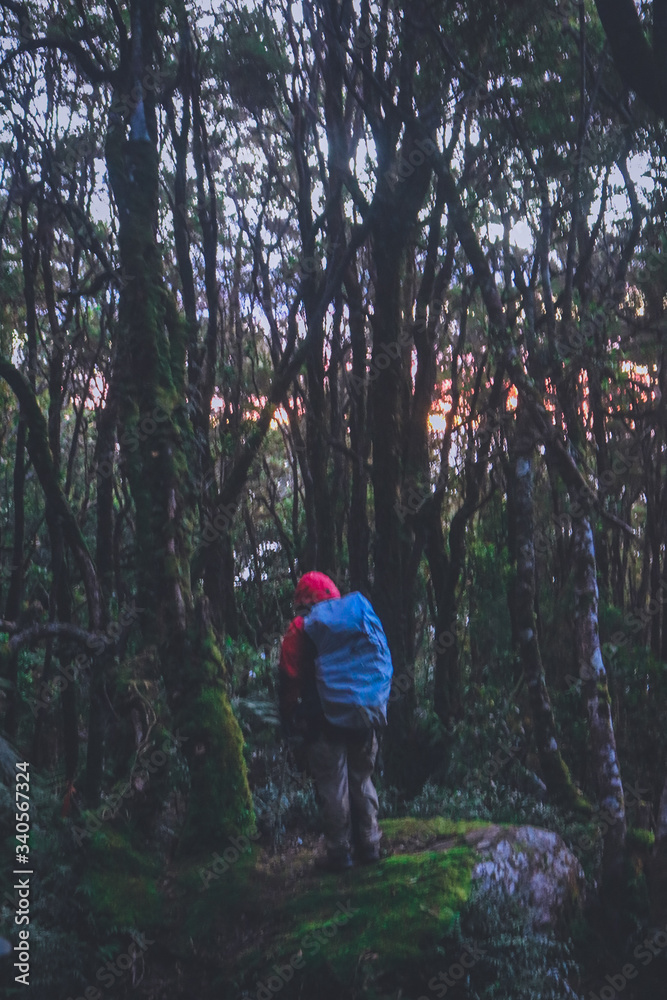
[595,681,610,703]
[627,826,655,850]
[380,815,487,842]
[177,676,254,853]
[231,844,475,993]
[571,791,593,816]
[179,848,262,950]
[79,828,162,932]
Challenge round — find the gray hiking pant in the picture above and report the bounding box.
[306,726,381,854]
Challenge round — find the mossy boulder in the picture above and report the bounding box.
[225,825,475,998]
[384,819,585,932]
[467,823,586,930]
[210,818,585,998]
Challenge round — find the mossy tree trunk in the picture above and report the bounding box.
[573,514,627,882]
[104,0,252,851]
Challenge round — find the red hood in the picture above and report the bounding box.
[294,572,341,609]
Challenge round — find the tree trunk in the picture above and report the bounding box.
[346,265,370,593]
[84,389,118,804]
[655,771,667,856]
[305,344,336,574]
[512,406,582,806]
[104,1,252,850]
[370,223,415,760]
[662,542,667,664]
[573,514,626,882]
[648,507,663,658]
[4,421,26,737]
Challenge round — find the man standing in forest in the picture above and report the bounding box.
[278,572,393,872]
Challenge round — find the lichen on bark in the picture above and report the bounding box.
[572,514,626,881]
[103,37,253,852]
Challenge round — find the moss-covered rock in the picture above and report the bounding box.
[229,840,475,997]
[205,818,585,998]
[469,823,586,930]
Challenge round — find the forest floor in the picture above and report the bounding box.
[106,818,667,1000]
[134,817,483,1000]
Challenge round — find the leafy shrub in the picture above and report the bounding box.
[457,882,583,1000]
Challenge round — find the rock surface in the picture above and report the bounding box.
[464,823,586,929]
[383,818,586,930]
[229,818,588,994]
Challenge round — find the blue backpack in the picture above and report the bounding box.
[303,592,393,730]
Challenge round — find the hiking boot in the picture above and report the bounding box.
[314,849,354,873]
[356,843,381,865]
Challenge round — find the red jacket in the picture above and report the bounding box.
[278,615,313,717]
[278,572,340,730]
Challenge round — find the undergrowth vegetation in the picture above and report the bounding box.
[2,601,656,1000]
